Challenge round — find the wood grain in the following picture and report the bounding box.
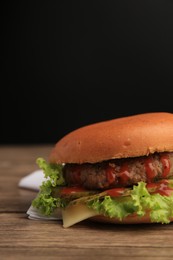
[0,146,173,260]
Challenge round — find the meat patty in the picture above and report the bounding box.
[63,152,173,190]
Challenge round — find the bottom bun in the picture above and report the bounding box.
[90,213,173,224]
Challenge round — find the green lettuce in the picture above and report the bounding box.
[32,158,67,215]
[32,158,173,223]
[87,182,173,223]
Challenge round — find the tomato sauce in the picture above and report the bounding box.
[160,153,170,178]
[118,163,130,185]
[147,180,173,196]
[144,157,156,183]
[60,186,87,195]
[106,166,115,184]
[106,187,126,197]
[70,165,82,184]
[144,153,171,182]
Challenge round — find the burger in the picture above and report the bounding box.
[31,112,173,227]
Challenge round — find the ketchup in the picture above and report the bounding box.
[147,180,173,196]
[118,163,130,185]
[106,187,126,197]
[106,165,115,184]
[70,165,82,184]
[160,153,170,178]
[60,186,87,195]
[144,157,156,183]
[144,153,171,182]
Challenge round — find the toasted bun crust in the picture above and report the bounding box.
[91,214,173,224]
[49,112,173,164]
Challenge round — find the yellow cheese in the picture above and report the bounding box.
[62,204,98,228]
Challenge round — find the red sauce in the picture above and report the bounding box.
[60,186,87,195]
[147,180,173,196]
[144,157,156,183]
[106,166,115,184]
[160,153,170,178]
[144,154,171,182]
[71,165,82,184]
[106,187,126,197]
[118,163,130,185]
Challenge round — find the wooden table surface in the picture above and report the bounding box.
[1,145,173,260]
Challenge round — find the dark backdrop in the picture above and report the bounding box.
[2,1,173,144]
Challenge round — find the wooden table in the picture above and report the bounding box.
[1,145,173,260]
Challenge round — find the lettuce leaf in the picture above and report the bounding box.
[87,182,173,223]
[32,158,67,215]
[87,196,136,220]
[36,158,65,186]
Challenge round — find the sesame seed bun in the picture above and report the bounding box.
[49,112,173,164]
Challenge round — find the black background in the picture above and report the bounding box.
[2,1,173,144]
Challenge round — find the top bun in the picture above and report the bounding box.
[49,112,173,164]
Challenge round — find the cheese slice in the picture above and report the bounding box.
[62,204,98,228]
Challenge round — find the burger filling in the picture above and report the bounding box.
[32,152,173,226]
[63,152,173,189]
